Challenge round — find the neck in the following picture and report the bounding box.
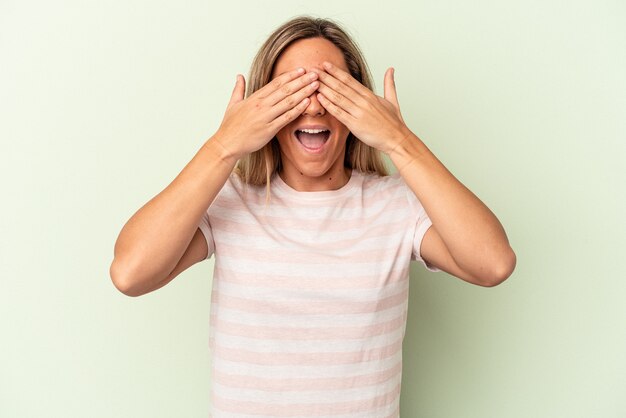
[279,166,352,192]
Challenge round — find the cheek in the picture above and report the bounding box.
[331,119,350,137]
[336,126,351,144]
[276,131,297,155]
[275,127,292,144]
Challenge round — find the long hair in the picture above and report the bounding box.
[234,16,389,188]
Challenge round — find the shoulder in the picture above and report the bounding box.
[211,171,266,209]
[226,171,265,194]
[358,170,427,214]
[358,171,408,197]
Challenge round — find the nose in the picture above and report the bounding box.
[303,91,325,116]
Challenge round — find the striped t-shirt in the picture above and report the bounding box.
[198,170,439,418]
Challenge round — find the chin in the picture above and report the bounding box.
[294,163,336,178]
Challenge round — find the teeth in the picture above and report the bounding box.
[298,128,329,134]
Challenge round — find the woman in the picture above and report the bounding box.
[111,16,516,417]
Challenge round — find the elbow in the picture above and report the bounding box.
[109,259,145,297]
[481,246,517,288]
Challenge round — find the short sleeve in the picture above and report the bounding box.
[404,179,441,273]
[197,210,215,260]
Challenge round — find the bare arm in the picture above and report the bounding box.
[389,133,516,287]
[311,62,516,286]
[109,138,235,297]
[110,68,320,296]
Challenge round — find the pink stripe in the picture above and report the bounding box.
[211,287,408,315]
[213,361,401,391]
[212,218,410,244]
[211,336,403,366]
[213,266,409,289]
[210,311,407,340]
[212,382,401,416]
[215,242,406,264]
[209,210,409,233]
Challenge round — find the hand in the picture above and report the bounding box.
[214,68,320,160]
[312,62,412,154]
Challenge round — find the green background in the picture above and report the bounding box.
[2,0,624,416]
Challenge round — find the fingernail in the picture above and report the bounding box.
[297,67,305,74]
[323,62,332,69]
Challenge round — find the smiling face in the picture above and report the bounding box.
[271,37,352,191]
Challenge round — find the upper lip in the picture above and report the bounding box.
[293,124,331,133]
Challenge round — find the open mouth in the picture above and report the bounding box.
[294,128,331,152]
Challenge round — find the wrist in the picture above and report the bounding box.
[386,127,412,156]
[387,130,429,172]
[205,132,241,166]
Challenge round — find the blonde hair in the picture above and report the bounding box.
[234,16,389,188]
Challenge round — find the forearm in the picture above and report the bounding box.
[389,131,515,278]
[110,135,236,293]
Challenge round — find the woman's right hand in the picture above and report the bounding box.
[213,67,319,161]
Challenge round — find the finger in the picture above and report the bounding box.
[311,68,366,107]
[256,67,306,99]
[321,62,371,97]
[268,97,311,132]
[316,92,356,127]
[384,68,400,108]
[270,79,320,119]
[265,71,318,106]
[228,74,246,107]
[317,82,360,117]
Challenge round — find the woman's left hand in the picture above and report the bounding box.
[312,61,412,154]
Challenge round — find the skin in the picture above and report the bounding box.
[271,38,352,191]
[111,35,516,297]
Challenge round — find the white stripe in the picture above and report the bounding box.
[210,327,406,354]
[214,254,412,273]
[211,373,401,404]
[213,266,410,290]
[209,403,399,418]
[212,226,410,250]
[211,193,408,220]
[215,278,408,304]
[208,205,412,231]
[211,300,408,328]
